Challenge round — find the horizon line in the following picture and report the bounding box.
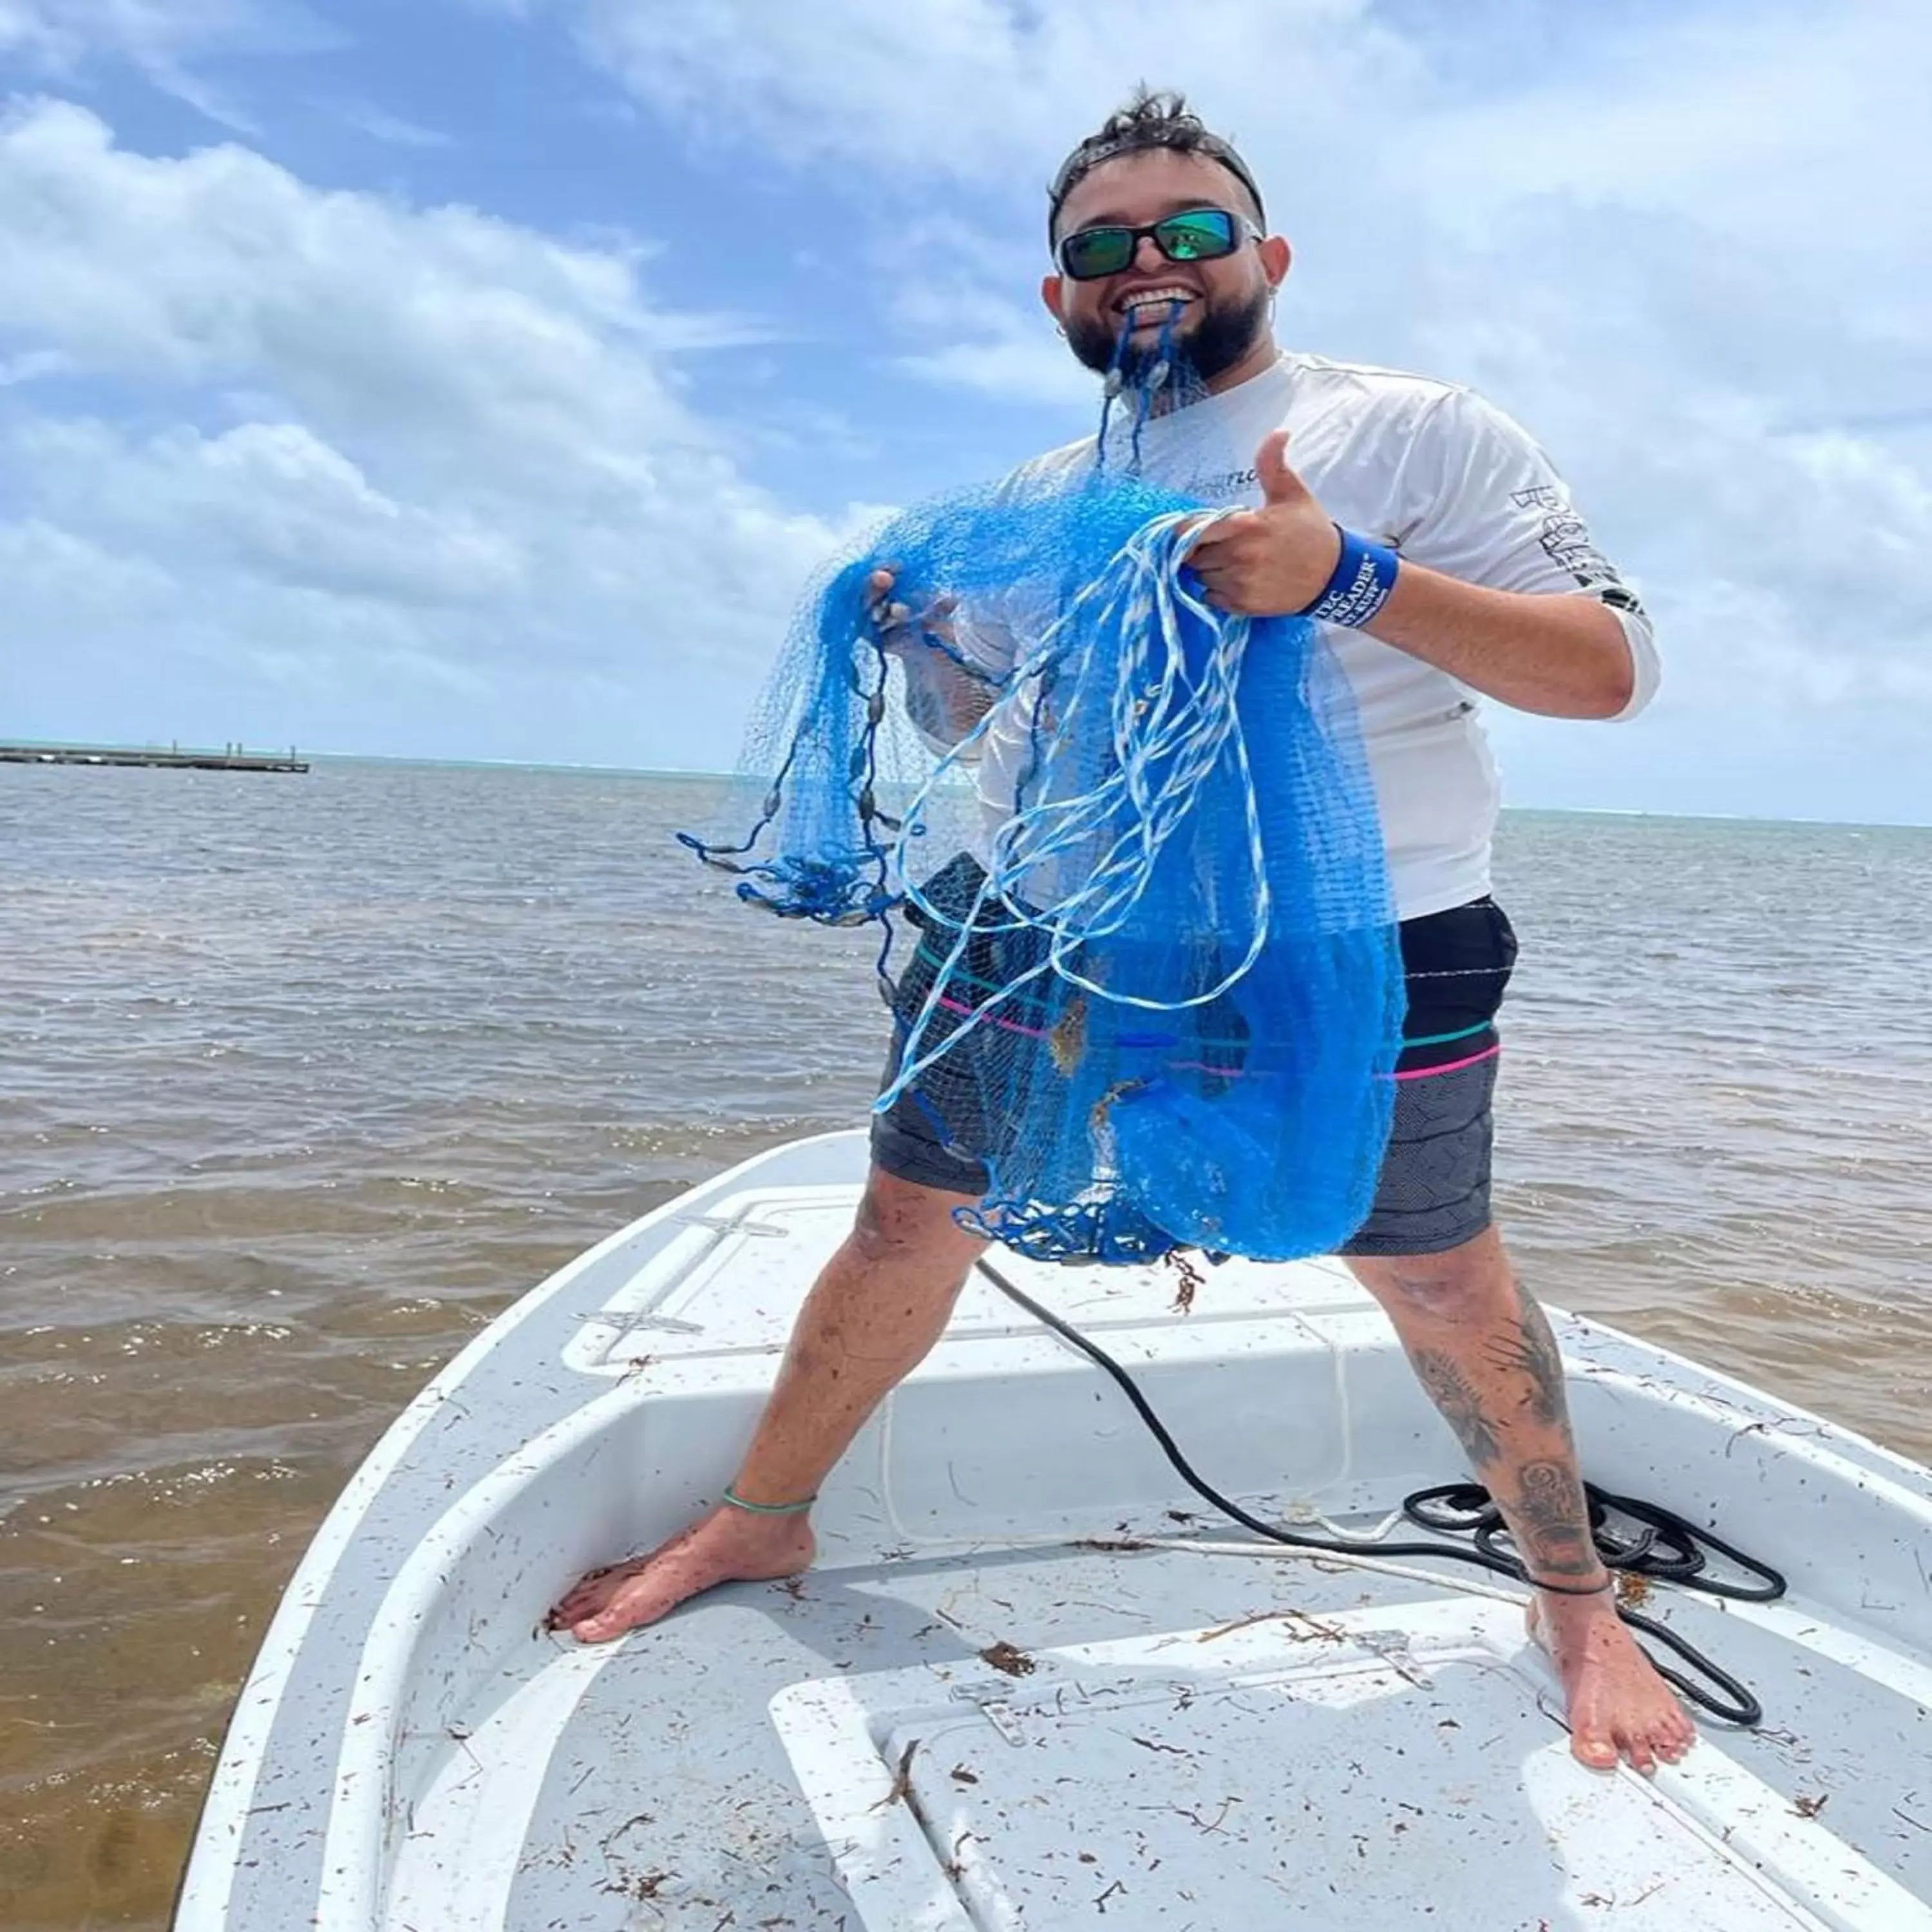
[6,737,1927,833]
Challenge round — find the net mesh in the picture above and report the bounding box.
[683,449,1405,1264]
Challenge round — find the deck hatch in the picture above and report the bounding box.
[773,1598,1911,1930]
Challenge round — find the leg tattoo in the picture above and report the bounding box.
[1482,1285,1567,1429]
[1511,1457,1602,1581]
[1409,1347,1502,1470]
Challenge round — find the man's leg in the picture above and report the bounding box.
[549,1166,985,1642]
[1348,1226,1696,1774]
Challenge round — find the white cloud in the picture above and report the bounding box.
[0,1,330,129]
[898,330,1090,407]
[0,99,851,765]
[549,0,1932,819]
[890,278,1088,406]
[332,99,455,149]
[560,0,1413,185]
[0,343,70,383]
[14,415,525,605]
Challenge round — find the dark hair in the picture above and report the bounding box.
[1046,86,1267,242]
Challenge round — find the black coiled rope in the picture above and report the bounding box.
[975,1257,1786,1728]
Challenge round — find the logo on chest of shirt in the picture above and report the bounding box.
[1190,465,1401,555]
[1195,466,1260,502]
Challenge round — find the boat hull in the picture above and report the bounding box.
[177,1132,1932,1929]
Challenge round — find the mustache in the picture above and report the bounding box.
[1063,283,1271,388]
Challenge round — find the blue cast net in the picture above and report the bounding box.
[684,440,1405,1264]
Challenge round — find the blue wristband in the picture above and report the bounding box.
[1300,526,1400,628]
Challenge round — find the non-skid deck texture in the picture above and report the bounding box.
[388,1535,1932,1931]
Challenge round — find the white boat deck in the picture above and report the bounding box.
[177,1133,1932,1931]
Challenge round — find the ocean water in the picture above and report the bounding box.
[2,759,1929,1929]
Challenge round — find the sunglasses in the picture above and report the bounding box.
[1054,207,1259,283]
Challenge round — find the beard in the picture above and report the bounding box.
[1064,280,1271,388]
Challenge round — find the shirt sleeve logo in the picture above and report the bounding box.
[1510,484,1641,609]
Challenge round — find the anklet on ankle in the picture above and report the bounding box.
[1528,1573,1616,1598]
[722,1484,817,1516]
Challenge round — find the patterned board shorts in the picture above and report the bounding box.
[870,894,1519,1258]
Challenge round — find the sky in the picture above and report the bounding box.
[1,0,1929,823]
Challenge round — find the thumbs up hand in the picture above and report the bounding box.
[1185,429,1343,616]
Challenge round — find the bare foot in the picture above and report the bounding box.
[546,1506,816,1644]
[1526,1591,1697,1774]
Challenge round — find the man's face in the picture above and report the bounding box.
[1043,147,1288,385]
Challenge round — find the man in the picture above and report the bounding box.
[551,90,1690,1776]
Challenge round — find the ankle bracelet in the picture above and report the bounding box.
[722,1484,817,1517]
[1529,1572,1616,1598]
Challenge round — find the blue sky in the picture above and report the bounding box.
[1,0,1929,822]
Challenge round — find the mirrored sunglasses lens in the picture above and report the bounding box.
[1157,211,1238,261]
[1063,228,1134,279]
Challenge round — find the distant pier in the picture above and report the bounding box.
[0,741,309,773]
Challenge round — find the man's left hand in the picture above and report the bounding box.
[1186,430,1343,616]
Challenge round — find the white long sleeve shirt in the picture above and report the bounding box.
[938,350,1659,922]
